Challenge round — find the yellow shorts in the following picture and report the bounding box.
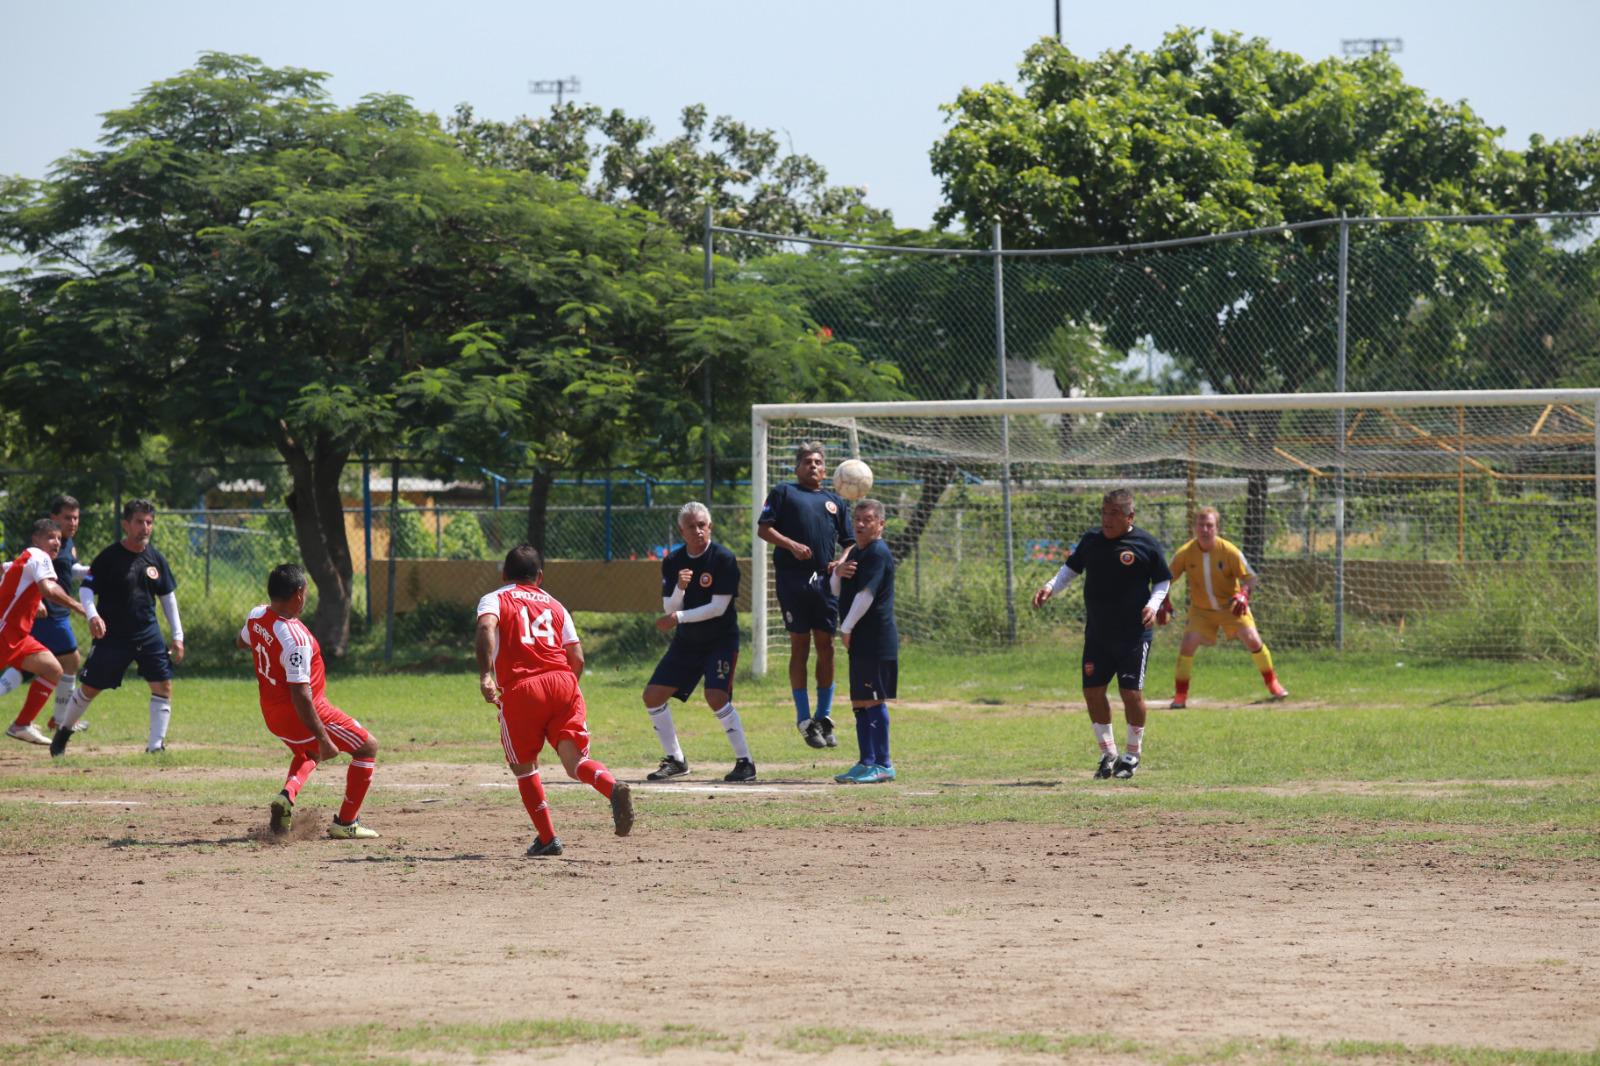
[1184,605,1257,643]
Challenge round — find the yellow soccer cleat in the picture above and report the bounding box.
[327,819,379,840]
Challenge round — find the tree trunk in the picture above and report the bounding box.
[525,465,553,554]
[885,460,958,561]
[276,426,354,656]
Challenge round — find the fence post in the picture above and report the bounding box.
[384,461,399,665]
[603,473,614,563]
[992,222,1018,643]
[203,510,212,597]
[703,203,716,504]
[1334,214,1349,651]
[362,453,373,626]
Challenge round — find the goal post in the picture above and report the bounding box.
[751,389,1600,678]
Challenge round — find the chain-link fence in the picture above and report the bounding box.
[716,213,1600,401]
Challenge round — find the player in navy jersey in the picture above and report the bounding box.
[829,498,899,783]
[757,442,853,750]
[50,499,186,757]
[1032,489,1171,780]
[642,502,756,782]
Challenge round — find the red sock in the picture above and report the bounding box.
[337,758,375,824]
[516,769,558,843]
[14,680,56,728]
[1262,670,1278,687]
[1173,679,1190,701]
[574,757,615,799]
[283,753,317,801]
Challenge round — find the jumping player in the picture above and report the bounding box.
[2,518,92,744]
[642,502,755,782]
[476,544,634,857]
[757,442,852,749]
[1032,489,1171,780]
[51,499,184,756]
[1160,507,1288,708]
[240,564,380,839]
[830,498,899,783]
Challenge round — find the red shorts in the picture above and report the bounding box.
[0,630,48,672]
[262,700,372,757]
[498,670,589,765]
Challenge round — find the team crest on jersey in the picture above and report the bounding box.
[698,572,713,588]
[1118,550,1135,566]
[145,565,160,580]
[1083,661,1095,676]
[824,500,838,514]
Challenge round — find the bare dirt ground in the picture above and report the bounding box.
[2,760,1598,1063]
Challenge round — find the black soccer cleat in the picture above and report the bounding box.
[800,719,826,749]
[1094,753,1116,780]
[49,727,73,759]
[724,758,757,783]
[526,836,564,857]
[646,755,689,781]
[816,714,838,748]
[610,782,635,837]
[1112,753,1140,779]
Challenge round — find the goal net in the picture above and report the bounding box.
[751,391,1600,676]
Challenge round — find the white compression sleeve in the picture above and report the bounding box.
[1048,564,1079,594]
[840,590,874,634]
[829,571,842,597]
[1145,580,1172,614]
[662,587,686,615]
[79,586,99,622]
[675,594,732,625]
[159,592,184,642]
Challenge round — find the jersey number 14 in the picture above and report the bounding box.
[519,606,557,647]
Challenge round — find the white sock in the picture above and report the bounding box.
[714,702,751,760]
[147,696,172,750]
[52,675,76,722]
[647,703,683,761]
[1092,721,1117,757]
[58,687,92,730]
[0,668,22,698]
[1125,724,1145,756]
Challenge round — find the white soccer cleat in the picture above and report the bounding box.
[6,723,50,746]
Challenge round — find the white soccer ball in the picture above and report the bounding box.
[832,458,874,501]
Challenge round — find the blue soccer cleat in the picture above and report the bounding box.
[833,762,872,783]
[860,764,897,783]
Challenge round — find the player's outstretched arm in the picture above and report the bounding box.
[38,577,86,617]
[1033,563,1078,609]
[474,614,501,704]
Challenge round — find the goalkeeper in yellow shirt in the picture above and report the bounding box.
[1157,508,1288,708]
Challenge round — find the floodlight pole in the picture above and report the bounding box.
[993,222,1018,643]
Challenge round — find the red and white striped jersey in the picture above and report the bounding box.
[476,583,579,689]
[0,547,54,637]
[240,605,326,715]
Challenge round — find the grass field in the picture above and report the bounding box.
[1,642,1597,1064]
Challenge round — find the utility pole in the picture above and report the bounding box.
[1340,38,1402,56]
[1054,0,1061,41]
[528,76,581,107]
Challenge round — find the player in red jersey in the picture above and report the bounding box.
[475,543,634,857]
[2,518,91,745]
[238,564,379,839]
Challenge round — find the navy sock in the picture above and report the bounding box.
[852,707,871,764]
[815,684,835,720]
[792,688,810,725]
[870,703,891,766]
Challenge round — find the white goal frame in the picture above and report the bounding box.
[750,388,1600,677]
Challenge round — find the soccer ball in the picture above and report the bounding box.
[832,458,873,501]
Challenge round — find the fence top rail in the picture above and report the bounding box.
[754,389,1600,422]
[714,211,1600,260]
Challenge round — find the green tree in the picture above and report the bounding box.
[450,102,889,254]
[930,29,1600,558]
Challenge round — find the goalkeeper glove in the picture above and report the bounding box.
[1155,595,1173,626]
[1229,590,1250,617]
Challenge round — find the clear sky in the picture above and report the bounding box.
[5,1,1598,230]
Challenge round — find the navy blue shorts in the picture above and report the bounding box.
[648,641,738,702]
[81,632,173,691]
[32,616,78,657]
[776,570,837,634]
[1082,633,1152,691]
[848,654,898,703]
